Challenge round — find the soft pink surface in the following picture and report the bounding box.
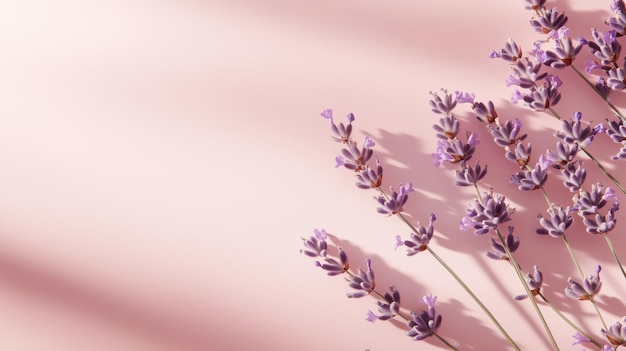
[1,0,625,350]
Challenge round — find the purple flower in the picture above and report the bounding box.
[529,8,568,34]
[432,133,478,166]
[522,0,546,11]
[546,141,578,168]
[586,28,621,66]
[572,332,591,346]
[515,160,548,191]
[462,191,515,235]
[472,100,498,124]
[454,161,488,187]
[355,156,383,189]
[585,60,603,75]
[396,213,437,255]
[322,109,355,144]
[602,317,626,347]
[429,89,457,115]
[375,183,414,215]
[315,247,349,276]
[487,118,527,147]
[486,226,520,261]
[491,38,523,62]
[564,265,602,301]
[509,58,547,88]
[536,205,574,237]
[607,66,626,90]
[515,265,543,300]
[371,285,401,321]
[561,161,586,192]
[573,183,615,216]
[301,228,328,257]
[596,77,612,101]
[407,294,442,341]
[608,0,626,36]
[433,114,460,140]
[542,28,584,68]
[346,258,375,298]
[455,91,475,104]
[556,112,597,147]
[583,202,619,235]
[605,118,626,159]
[504,142,532,168]
[522,76,562,110]
[336,136,375,171]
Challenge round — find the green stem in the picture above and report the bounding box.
[569,65,626,122]
[495,228,561,351]
[434,333,461,351]
[591,299,608,330]
[604,234,626,279]
[538,293,603,348]
[580,146,626,195]
[561,234,585,279]
[426,246,521,351]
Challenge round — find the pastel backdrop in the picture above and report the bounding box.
[1,0,624,350]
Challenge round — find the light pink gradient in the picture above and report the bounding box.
[1,0,625,350]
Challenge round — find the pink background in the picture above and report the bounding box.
[1,0,625,350]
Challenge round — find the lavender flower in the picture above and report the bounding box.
[602,317,626,347]
[346,258,375,298]
[515,265,543,300]
[321,109,354,144]
[433,114,460,140]
[505,142,532,167]
[522,0,546,11]
[561,161,586,191]
[513,159,549,191]
[395,213,437,255]
[585,28,621,66]
[368,285,401,321]
[607,66,626,90]
[507,58,547,88]
[541,27,584,68]
[336,136,375,171]
[605,118,626,159]
[572,332,591,345]
[407,294,442,341]
[546,141,579,167]
[583,202,619,235]
[487,118,527,147]
[455,91,475,104]
[536,205,574,237]
[556,112,597,147]
[521,75,562,110]
[301,228,328,257]
[375,183,414,215]
[564,265,602,300]
[607,0,626,36]
[529,8,568,34]
[454,161,488,187]
[429,89,457,115]
[356,156,383,189]
[490,38,523,62]
[432,132,479,166]
[486,226,520,261]
[461,191,515,235]
[314,247,349,276]
[573,183,616,216]
[472,101,498,125]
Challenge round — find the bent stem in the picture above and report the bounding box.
[538,293,603,348]
[604,234,626,279]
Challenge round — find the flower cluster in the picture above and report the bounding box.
[302,1,626,350]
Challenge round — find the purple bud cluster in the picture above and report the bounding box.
[514,265,544,300]
[461,191,515,235]
[407,294,442,341]
[573,183,620,235]
[605,117,626,159]
[602,316,626,347]
[564,265,603,301]
[395,213,437,255]
[485,226,520,260]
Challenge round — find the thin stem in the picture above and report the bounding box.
[561,234,585,279]
[538,293,603,348]
[426,247,521,351]
[580,146,626,195]
[604,234,626,279]
[495,228,561,351]
[434,333,461,351]
[569,65,626,122]
[377,189,521,350]
[590,300,608,330]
